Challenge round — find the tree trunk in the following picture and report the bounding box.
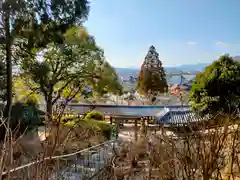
[4,9,12,121]
[45,95,53,122]
[141,118,146,136]
[134,119,138,142]
[116,118,120,139]
[4,9,13,178]
[203,174,210,180]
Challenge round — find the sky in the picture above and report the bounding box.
[84,0,240,68]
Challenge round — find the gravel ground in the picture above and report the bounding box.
[118,124,176,142]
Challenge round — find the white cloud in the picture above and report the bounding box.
[216,41,223,45]
[215,41,231,49]
[187,41,196,45]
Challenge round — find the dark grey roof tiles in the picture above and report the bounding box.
[156,110,208,125]
[39,103,190,117]
[70,105,162,117]
[67,104,189,117]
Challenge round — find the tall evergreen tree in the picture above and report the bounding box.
[136,45,168,96]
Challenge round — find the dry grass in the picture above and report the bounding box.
[105,116,240,180]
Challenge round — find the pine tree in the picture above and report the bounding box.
[136,45,168,96]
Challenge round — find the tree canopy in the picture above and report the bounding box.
[0,0,91,118]
[190,54,240,116]
[13,74,42,104]
[136,45,168,96]
[19,27,122,117]
[92,61,123,96]
[0,0,124,139]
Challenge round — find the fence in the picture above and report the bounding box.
[2,139,120,180]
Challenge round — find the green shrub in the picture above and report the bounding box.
[61,117,112,140]
[59,117,79,127]
[25,95,39,107]
[82,119,112,139]
[0,102,41,141]
[85,111,104,121]
[95,121,112,140]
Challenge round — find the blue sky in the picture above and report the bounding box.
[84,0,240,68]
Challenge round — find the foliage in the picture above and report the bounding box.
[93,61,123,96]
[190,54,240,116]
[82,119,112,139]
[96,121,112,140]
[19,26,122,119]
[20,27,103,115]
[63,117,112,140]
[1,0,122,118]
[0,0,90,119]
[136,45,168,96]
[0,102,41,140]
[2,0,90,52]
[25,95,39,107]
[81,119,112,139]
[0,1,31,114]
[85,111,104,121]
[13,75,42,104]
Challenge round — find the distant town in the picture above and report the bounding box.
[115,66,197,92]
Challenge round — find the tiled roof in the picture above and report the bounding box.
[70,105,163,117]
[39,103,190,117]
[156,110,208,125]
[67,104,189,117]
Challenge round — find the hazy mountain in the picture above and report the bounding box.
[116,57,240,86]
[117,55,240,75]
[166,63,209,72]
[233,56,240,61]
[115,63,208,77]
[115,63,211,87]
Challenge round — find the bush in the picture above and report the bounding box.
[59,117,79,127]
[81,119,112,139]
[96,121,112,140]
[0,102,41,141]
[25,94,39,107]
[84,119,111,139]
[85,111,104,121]
[61,117,112,140]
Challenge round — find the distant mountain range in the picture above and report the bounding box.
[233,56,240,61]
[115,56,240,78]
[115,56,240,86]
[165,63,209,72]
[115,63,207,79]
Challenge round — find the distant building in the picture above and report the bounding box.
[170,83,192,95]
